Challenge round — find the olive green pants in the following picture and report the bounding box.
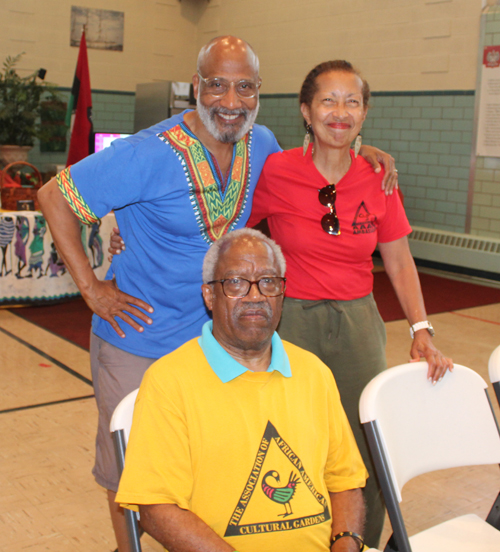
[278,293,387,548]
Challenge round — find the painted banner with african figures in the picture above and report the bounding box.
[0,211,115,306]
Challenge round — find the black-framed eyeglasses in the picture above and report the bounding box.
[208,277,286,298]
[318,184,341,236]
[198,72,262,98]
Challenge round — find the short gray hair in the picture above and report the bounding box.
[202,228,286,283]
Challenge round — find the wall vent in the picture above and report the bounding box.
[408,226,500,274]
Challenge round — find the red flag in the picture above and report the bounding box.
[66,30,94,167]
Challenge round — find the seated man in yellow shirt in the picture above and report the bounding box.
[116,228,368,552]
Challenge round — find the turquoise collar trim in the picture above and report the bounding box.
[198,321,292,383]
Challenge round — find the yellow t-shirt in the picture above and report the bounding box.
[116,337,367,552]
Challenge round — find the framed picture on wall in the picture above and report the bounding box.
[71,6,124,51]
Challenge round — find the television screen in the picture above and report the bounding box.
[94,132,132,153]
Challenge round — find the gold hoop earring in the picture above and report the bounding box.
[354,134,362,158]
[303,124,312,156]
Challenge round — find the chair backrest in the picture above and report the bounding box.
[110,388,139,443]
[489,345,500,409]
[489,345,500,385]
[359,362,500,502]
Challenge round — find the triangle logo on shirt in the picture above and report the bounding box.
[224,421,331,537]
[352,201,377,234]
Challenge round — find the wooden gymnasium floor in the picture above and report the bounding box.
[1,267,500,551]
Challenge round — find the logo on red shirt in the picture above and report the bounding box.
[352,201,377,234]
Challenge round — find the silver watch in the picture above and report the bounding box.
[410,321,435,338]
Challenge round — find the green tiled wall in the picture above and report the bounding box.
[92,90,135,134]
[29,89,135,169]
[256,94,305,151]
[471,157,500,237]
[256,91,474,233]
[484,9,500,45]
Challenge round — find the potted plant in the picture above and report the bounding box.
[0,52,62,165]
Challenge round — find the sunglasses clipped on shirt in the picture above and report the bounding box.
[318,184,341,236]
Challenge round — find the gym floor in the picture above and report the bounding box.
[1,267,499,551]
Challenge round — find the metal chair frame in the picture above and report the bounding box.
[488,345,500,407]
[110,388,142,552]
[360,362,500,552]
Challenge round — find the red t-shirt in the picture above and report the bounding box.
[247,147,412,301]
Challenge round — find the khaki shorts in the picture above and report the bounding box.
[90,332,157,491]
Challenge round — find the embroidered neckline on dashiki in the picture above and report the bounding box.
[159,121,252,245]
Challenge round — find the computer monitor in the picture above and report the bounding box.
[94,132,132,153]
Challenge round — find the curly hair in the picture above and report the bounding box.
[299,60,370,132]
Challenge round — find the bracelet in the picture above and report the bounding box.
[331,531,364,551]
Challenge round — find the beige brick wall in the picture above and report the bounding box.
[197,0,483,94]
[0,0,198,91]
[0,0,483,93]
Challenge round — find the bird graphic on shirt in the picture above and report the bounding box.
[262,470,300,517]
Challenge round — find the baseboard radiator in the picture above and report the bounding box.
[408,226,500,274]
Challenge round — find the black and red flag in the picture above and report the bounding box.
[65,29,94,166]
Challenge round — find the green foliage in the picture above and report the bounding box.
[40,100,67,152]
[0,53,62,146]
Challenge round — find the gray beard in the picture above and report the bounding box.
[197,92,259,143]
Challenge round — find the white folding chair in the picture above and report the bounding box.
[359,361,500,552]
[110,388,142,552]
[488,345,500,407]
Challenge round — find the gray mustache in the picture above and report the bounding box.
[234,302,272,317]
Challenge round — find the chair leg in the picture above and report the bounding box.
[486,491,500,530]
[493,382,500,410]
[363,421,413,552]
[112,430,143,552]
[384,533,399,552]
[124,508,142,552]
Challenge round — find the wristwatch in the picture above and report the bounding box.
[410,320,435,338]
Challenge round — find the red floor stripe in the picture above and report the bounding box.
[373,271,500,322]
[449,311,500,326]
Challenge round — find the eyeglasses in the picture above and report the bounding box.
[208,277,286,298]
[198,73,262,98]
[318,184,341,235]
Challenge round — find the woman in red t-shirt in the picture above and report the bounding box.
[247,60,452,548]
